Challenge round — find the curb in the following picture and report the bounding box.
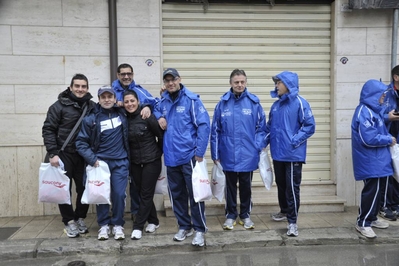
[2,227,399,261]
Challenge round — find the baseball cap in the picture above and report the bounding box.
[163,68,180,79]
[98,86,115,96]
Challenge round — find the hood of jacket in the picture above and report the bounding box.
[270,71,299,100]
[359,79,388,114]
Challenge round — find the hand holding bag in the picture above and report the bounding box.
[390,144,399,182]
[38,161,71,204]
[81,160,111,204]
[259,149,274,190]
[211,161,225,202]
[192,158,213,203]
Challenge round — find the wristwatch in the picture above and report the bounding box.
[49,154,56,159]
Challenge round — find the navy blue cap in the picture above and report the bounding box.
[163,68,180,79]
[98,86,115,96]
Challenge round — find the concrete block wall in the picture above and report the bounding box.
[334,0,397,205]
[0,0,162,217]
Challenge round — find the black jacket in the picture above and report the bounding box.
[42,88,96,155]
[127,106,164,164]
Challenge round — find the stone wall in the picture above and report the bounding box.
[0,0,162,216]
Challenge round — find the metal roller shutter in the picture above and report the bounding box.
[162,3,331,181]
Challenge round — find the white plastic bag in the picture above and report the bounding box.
[38,162,71,204]
[391,144,399,182]
[192,159,213,202]
[155,159,168,195]
[81,160,111,205]
[211,162,225,202]
[259,149,274,190]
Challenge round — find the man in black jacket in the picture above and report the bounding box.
[42,73,96,238]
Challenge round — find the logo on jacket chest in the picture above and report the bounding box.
[100,116,122,132]
[242,108,252,115]
[221,108,232,117]
[176,106,185,113]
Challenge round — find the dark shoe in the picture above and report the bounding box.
[391,206,399,218]
[271,212,287,222]
[379,207,397,221]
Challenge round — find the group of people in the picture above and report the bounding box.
[42,63,316,247]
[351,65,399,239]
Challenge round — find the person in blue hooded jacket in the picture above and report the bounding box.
[265,71,315,237]
[111,63,158,222]
[211,69,266,230]
[378,65,399,221]
[154,68,210,247]
[351,79,395,238]
[112,63,158,112]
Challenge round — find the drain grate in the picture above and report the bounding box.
[0,227,20,240]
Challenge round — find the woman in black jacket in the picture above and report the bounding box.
[124,90,164,240]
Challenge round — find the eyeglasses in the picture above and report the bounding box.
[163,77,179,84]
[118,72,133,77]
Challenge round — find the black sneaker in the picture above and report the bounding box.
[379,207,397,221]
[391,206,399,218]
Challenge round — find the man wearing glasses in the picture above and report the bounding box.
[112,63,158,118]
[111,63,159,222]
[154,68,210,247]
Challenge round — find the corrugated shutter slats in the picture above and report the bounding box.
[162,3,331,181]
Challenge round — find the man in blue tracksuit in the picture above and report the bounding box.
[211,69,266,230]
[111,63,159,222]
[351,79,393,238]
[154,68,210,247]
[265,71,315,237]
[76,86,129,241]
[380,65,399,221]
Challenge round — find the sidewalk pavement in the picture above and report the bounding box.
[1,206,399,261]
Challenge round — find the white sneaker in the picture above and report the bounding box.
[239,218,255,229]
[191,231,205,247]
[76,218,88,234]
[355,225,377,238]
[145,223,160,233]
[112,225,125,240]
[222,218,236,230]
[173,229,193,241]
[371,219,389,229]
[98,225,110,240]
[64,220,79,238]
[287,223,299,237]
[131,229,142,240]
